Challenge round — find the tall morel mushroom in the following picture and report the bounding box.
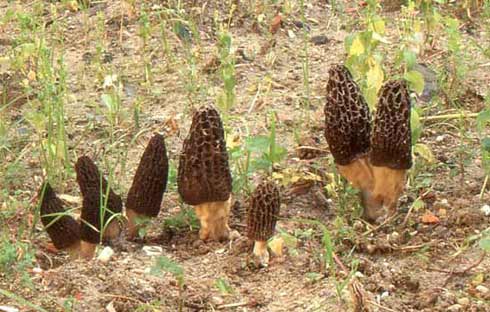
[324,64,374,201]
[39,182,81,259]
[247,180,280,266]
[365,80,412,221]
[126,133,169,238]
[177,106,233,241]
[75,156,123,258]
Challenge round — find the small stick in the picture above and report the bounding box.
[366,300,398,312]
[421,112,478,122]
[217,302,248,310]
[362,213,400,237]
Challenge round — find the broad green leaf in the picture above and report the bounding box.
[404,70,425,95]
[411,109,422,145]
[349,36,365,56]
[411,198,425,211]
[403,50,417,70]
[477,109,490,134]
[479,237,490,252]
[366,61,384,93]
[246,135,270,153]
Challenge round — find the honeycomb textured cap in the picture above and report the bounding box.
[39,182,80,249]
[177,105,232,205]
[247,180,280,241]
[79,186,102,244]
[324,64,371,165]
[75,156,122,216]
[126,133,169,217]
[370,80,412,170]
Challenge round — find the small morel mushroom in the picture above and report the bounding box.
[177,105,233,241]
[39,182,81,259]
[247,180,280,266]
[365,80,412,221]
[324,64,374,198]
[75,156,123,258]
[126,134,169,238]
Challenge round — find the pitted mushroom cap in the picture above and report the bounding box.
[126,133,169,217]
[247,180,280,241]
[39,182,80,249]
[324,65,371,165]
[177,106,232,205]
[370,80,412,170]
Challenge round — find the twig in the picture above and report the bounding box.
[101,294,144,303]
[362,214,400,236]
[421,112,478,122]
[217,302,248,310]
[427,252,486,286]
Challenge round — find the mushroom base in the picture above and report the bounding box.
[126,209,145,239]
[195,197,231,241]
[80,240,97,260]
[253,240,270,266]
[103,219,121,241]
[65,240,81,260]
[337,156,374,193]
[361,166,407,222]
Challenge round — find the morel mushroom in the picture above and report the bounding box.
[247,180,280,266]
[39,182,81,259]
[177,106,233,241]
[324,64,374,197]
[365,80,412,221]
[126,134,169,238]
[75,156,123,258]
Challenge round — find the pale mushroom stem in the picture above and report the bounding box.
[337,156,374,192]
[126,209,140,239]
[195,197,231,241]
[65,241,81,260]
[362,166,407,221]
[80,241,96,260]
[253,240,270,265]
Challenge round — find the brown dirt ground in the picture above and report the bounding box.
[1,1,490,311]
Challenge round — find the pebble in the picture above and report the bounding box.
[310,35,329,45]
[97,246,114,263]
[0,306,20,312]
[481,204,490,216]
[447,304,462,311]
[457,297,470,306]
[476,285,489,294]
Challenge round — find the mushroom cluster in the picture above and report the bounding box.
[324,64,412,221]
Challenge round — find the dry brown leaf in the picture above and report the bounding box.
[270,14,282,34]
[421,212,440,224]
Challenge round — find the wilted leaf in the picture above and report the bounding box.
[421,212,439,224]
[270,14,282,34]
[349,36,365,56]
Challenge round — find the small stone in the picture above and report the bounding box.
[481,204,490,216]
[353,220,364,232]
[476,285,489,294]
[447,304,462,311]
[310,35,329,45]
[211,296,224,305]
[457,297,470,306]
[97,246,114,263]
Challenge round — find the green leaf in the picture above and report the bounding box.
[482,138,490,152]
[477,109,490,134]
[404,70,425,95]
[349,36,365,56]
[414,143,435,163]
[403,50,417,69]
[479,237,490,252]
[411,109,422,145]
[246,135,270,153]
[215,278,234,294]
[151,256,184,280]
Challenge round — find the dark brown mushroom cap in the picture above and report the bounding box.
[177,106,232,205]
[247,180,280,241]
[324,64,371,165]
[39,182,80,249]
[370,80,412,170]
[80,186,102,244]
[75,156,123,217]
[126,133,169,217]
